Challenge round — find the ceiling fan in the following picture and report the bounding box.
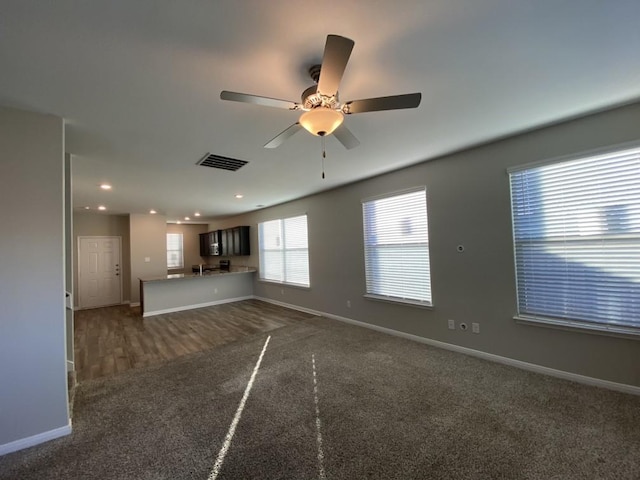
[220,34,422,150]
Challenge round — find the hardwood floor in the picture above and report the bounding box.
[74,299,315,382]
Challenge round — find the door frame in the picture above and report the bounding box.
[77,235,123,309]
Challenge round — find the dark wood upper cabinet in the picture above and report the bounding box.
[199,230,223,256]
[232,226,250,256]
[201,226,249,256]
[199,232,208,257]
[221,229,231,257]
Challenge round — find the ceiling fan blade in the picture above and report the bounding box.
[333,124,360,150]
[343,93,422,114]
[317,35,355,98]
[264,123,302,148]
[220,91,299,110]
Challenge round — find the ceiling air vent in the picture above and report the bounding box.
[197,153,248,172]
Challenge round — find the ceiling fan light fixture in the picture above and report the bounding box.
[220,34,420,150]
[299,108,343,136]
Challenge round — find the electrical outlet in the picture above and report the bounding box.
[347,300,351,308]
[214,288,218,294]
[280,289,284,295]
[459,322,468,331]
[472,322,480,334]
[447,319,455,330]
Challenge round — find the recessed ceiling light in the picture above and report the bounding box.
[184,216,190,221]
[194,212,201,217]
[177,221,182,224]
[235,194,244,199]
[98,205,106,211]
[84,206,90,210]
[100,184,112,190]
[150,209,157,214]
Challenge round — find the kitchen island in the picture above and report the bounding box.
[139,266,256,317]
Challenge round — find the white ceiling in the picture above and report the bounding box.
[1,1,639,222]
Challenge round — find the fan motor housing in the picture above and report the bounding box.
[301,85,318,106]
[301,85,340,111]
[301,64,340,111]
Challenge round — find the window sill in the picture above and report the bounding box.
[514,315,640,340]
[364,294,433,310]
[257,279,311,290]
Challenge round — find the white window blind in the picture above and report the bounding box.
[259,215,309,287]
[362,188,432,305]
[509,145,640,332]
[167,233,184,269]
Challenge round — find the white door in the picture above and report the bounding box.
[79,237,122,309]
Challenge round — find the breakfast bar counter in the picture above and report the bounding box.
[139,267,256,317]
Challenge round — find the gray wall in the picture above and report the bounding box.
[129,214,168,304]
[166,223,209,274]
[73,212,132,306]
[0,107,69,446]
[219,102,640,388]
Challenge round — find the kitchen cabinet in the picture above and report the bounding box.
[220,226,250,256]
[221,229,232,256]
[232,226,250,256]
[199,230,222,256]
[199,233,208,257]
[201,226,250,256]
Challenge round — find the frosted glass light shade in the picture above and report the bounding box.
[299,108,344,136]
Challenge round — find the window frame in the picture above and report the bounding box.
[258,214,310,288]
[166,232,184,270]
[508,141,640,338]
[361,186,433,308]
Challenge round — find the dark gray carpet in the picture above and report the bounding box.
[1,314,639,479]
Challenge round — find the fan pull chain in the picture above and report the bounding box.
[321,136,326,179]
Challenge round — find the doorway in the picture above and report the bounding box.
[78,236,122,309]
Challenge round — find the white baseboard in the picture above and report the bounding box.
[0,422,71,456]
[253,296,640,396]
[143,296,254,317]
[253,296,322,317]
[75,301,132,310]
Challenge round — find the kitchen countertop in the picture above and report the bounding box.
[140,266,256,282]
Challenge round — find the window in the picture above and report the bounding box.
[258,215,309,287]
[362,188,432,306]
[167,233,184,270]
[509,144,640,334]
